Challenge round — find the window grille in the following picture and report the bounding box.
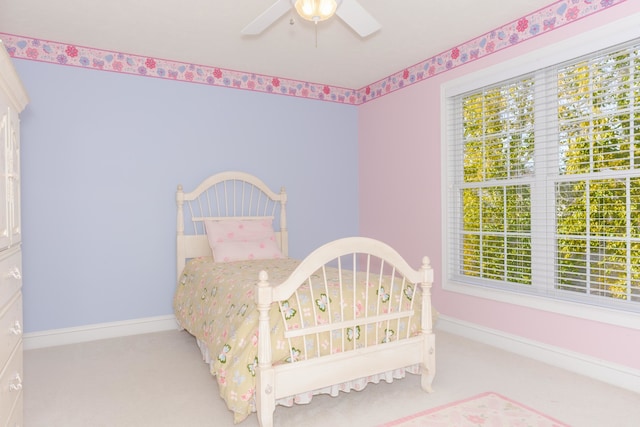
[445,38,640,312]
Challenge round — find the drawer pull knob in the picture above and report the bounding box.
[9,373,22,392]
[9,320,22,335]
[7,266,21,280]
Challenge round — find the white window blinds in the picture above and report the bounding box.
[445,37,640,312]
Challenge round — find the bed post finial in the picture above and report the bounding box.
[176,185,186,282]
[176,185,185,236]
[419,256,433,332]
[279,186,288,257]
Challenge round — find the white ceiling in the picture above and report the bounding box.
[0,0,554,89]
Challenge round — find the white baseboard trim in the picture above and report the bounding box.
[23,315,180,350]
[436,314,640,394]
[24,313,640,394]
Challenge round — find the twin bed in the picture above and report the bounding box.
[173,171,436,426]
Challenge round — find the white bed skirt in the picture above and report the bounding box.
[196,338,421,408]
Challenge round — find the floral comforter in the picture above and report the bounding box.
[173,256,422,424]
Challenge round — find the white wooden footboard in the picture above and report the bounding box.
[254,237,435,427]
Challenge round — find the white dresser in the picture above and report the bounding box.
[0,41,28,427]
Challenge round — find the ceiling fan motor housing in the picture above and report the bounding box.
[292,0,343,23]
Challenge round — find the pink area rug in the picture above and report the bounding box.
[378,392,570,427]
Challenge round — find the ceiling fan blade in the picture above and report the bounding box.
[335,0,381,37]
[241,0,292,35]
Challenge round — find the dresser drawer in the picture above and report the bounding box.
[0,292,22,367]
[0,249,21,311]
[0,343,22,427]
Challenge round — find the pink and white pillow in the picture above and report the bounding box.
[204,218,283,262]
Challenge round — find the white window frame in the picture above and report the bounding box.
[441,12,640,331]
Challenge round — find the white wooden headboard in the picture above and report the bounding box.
[176,171,288,280]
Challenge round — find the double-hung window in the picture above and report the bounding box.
[443,32,640,318]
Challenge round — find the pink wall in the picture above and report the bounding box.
[358,1,640,370]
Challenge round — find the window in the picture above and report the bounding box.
[444,33,640,318]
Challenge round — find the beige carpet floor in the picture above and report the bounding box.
[24,329,640,427]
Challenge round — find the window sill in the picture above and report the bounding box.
[443,280,640,331]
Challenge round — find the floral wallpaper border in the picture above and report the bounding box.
[0,0,626,105]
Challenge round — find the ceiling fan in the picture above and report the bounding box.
[241,0,381,38]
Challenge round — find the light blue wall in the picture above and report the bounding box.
[15,60,359,333]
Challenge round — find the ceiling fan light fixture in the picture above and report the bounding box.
[294,0,339,23]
